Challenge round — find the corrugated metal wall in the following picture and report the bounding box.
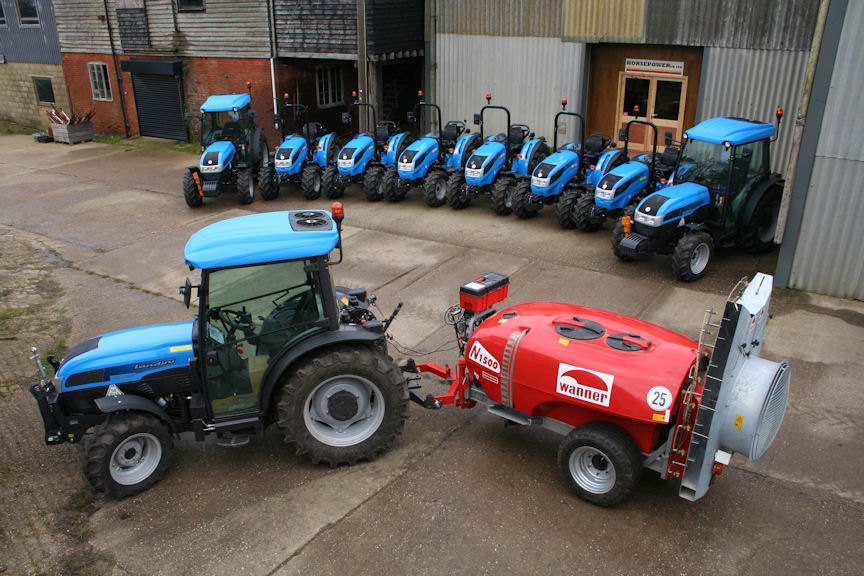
[0,0,62,64]
[436,0,562,37]
[697,47,809,174]
[563,0,645,43]
[789,0,864,299]
[436,34,586,143]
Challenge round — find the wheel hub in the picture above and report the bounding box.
[327,390,360,421]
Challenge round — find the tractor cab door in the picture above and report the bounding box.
[202,259,328,419]
[725,139,769,230]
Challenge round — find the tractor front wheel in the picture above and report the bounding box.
[574,194,604,232]
[236,168,255,204]
[322,165,344,199]
[183,171,202,207]
[512,180,538,219]
[84,413,173,498]
[558,422,642,507]
[446,173,470,209]
[556,186,582,229]
[672,231,714,282]
[301,164,323,199]
[258,162,278,201]
[423,169,448,207]
[363,166,385,201]
[611,219,634,262]
[276,345,409,466]
[382,167,405,202]
[491,176,515,216]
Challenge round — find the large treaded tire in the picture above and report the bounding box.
[363,166,385,201]
[611,219,634,262]
[183,171,202,207]
[423,169,448,207]
[446,173,470,209]
[382,166,405,202]
[558,422,643,507]
[236,168,255,204]
[556,186,582,229]
[574,194,604,232]
[323,165,344,199]
[276,344,409,466]
[84,413,173,499]
[672,231,714,282]
[490,176,515,216]
[736,185,781,253]
[258,162,278,201]
[301,164,323,199]
[512,180,538,219]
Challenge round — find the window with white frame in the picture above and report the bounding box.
[1,3,7,25]
[316,65,343,108]
[16,0,38,25]
[88,62,112,101]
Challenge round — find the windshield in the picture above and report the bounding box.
[674,138,730,193]
[201,110,247,148]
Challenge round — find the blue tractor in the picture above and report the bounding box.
[322,92,413,201]
[573,118,679,232]
[29,204,409,498]
[514,98,621,226]
[263,93,340,200]
[380,92,477,207]
[446,94,550,215]
[612,109,785,281]
[183,90,272,207]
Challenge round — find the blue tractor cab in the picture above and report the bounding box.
[573,118,679,232]
[380,91,475,207]
[514,98,621,226]
[183,89,271,207]
[323,92,413,201]
[447,94,550,214]
[612,110,785,281]
[263,93,340,200]
[29,204,409,498]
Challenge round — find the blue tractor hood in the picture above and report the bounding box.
[337,134,375,176]
[200,140,236,172]
[464,140,506,186]
[57,322,195,392]
[530,148,580,198]
[275,134,308,176]
[636,182,710,226]
[398,136,439,180]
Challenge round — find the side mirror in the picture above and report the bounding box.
[473,113,481,126]
[184,112,195,122]
[342,112,352,125]
[273,113,281,124]
[665,131,673,146]
[618,128,627,142]
[180,277,193,309]
[406,111,415,123]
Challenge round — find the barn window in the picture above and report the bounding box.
[16,0,39,25]
[316,65,343,108]
[88,62,113,101]
[33,77,55,104]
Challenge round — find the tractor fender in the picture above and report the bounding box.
[186,166,200,174]
[512,138,549,176]
[258,326,385,416]
[736,174,784,228]
[447,133,481,170]
[94,394,174,430]
[314,132,337,167]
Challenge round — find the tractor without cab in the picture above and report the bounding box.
[30,204,409,498]
[573,118,679,232]
[406,272,789,506]
[380,91,475,207]
[183,85,272,207]
[263,93,340,200]
[612,110,785,281]
[323,92,413,201]
[515,98,620,225]
[447,94,550,214]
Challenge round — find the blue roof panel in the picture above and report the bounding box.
[184,211,340,269]
[686,117,775,146]
[200,93,252,113]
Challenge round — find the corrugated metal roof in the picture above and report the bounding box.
[436,34,586,143]
[436,0,562,37]
[697,47,809,174]
[562,0,645,43]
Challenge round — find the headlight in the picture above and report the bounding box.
[531,176,549,188]
[634,211,663,227]
[398,161,414,172]
[200,163,222,173]
[465,167,483,179]
[595,188,614,200]
[338,158,355,168]
[275,158,292,168]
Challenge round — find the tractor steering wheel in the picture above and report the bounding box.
[219,308,255,335]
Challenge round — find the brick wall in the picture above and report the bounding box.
[62,53,131,136]
[0,63,69,130]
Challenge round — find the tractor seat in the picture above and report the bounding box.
[374,123,395,145]
[302,122,323,143]
[441,122,461,144]
[508,126,526,147]
[655,147,680,179]
[584,133,608,155]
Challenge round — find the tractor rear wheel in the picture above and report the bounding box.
[422,169,448,207]
[236,168,255,204]
[363,166,384,201]
[512,180,538,219]
[558,422,642,507]
[736,186,781,253]
[446,173,470,209]
[301,164,323,199]
[276,344,409,466]
[322,165,344,199]
[183,171,202,207]
[672,231,714,282]
[258,162,278,201]
[491,176,515,216]
[84,413,173,498]
[556,186,582,229]
[382,166,406,202]
[574,194,604,232]
[611,219,634,262]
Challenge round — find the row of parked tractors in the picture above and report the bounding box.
[182,88,784,282]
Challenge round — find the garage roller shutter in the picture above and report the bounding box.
[131,73,188,141]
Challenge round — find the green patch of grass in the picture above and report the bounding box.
[0,306,27,322]
[171,142,200,154]
[93,134,122,145]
